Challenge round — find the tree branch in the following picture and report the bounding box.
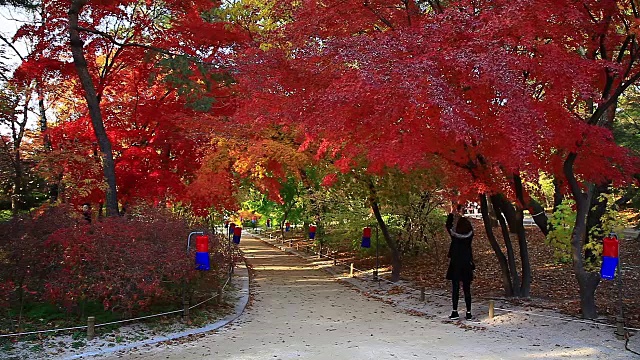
[363,1,395,30]
[74,25,183,58]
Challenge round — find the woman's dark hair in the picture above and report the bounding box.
[455,217,473,234]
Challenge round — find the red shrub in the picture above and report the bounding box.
[43,210,224,314]
[0,205,226,318]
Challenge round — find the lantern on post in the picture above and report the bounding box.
[361,227,371,248]
[195,235,210,271]
[601,233,619,280]
[309,225,317,240]
[233,226,242,244]
[285,221,291,232]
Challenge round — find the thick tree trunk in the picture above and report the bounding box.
[527,198,548,236]
[577,271,601,319]
[69,0,119,216]
[368,179,401,282]
[498,195,518,234]
[491,195,521,295]
[480,194,514,296]
[513,175,532,297]
[564,152,600,319]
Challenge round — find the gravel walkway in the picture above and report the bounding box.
[98,234,635,360]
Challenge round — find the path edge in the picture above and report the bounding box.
[65,259,251,359]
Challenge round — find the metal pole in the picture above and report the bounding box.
[227,225,232,275]
[615,234,625,340]
[374,225,379,281]
[184,231,203,317]
[187,231,204,255]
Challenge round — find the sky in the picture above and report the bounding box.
[0,6,38,135]
[0,6,30,66]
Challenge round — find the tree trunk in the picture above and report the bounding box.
[552,177,563,212]
[513,175,532,297]
[491,195,521,296]
[564,152,600,319]
[527,198,548,236]
[480,194,514,296]
[585,183,610,262]
[69,0,119,216]
[577,271,601,319]
[368,179,401,282]
[498,195,518,234]
[11,148,22,214]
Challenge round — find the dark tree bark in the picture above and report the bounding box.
[564,152,600,319]
[491,195,521,296]
[368,179,401,282]
[585,183,611,262]
[480,194,514,296]
[69,0,119,216]
[552,177,564,212]
[527,198,548,236]
[513,174,532,297]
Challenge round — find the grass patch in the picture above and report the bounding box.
[0,210,13,222]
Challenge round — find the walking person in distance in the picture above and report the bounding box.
[445,203,475,320]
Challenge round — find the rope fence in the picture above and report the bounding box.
[260,230,640,334]
[0,262,236,339]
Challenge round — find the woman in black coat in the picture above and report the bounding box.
[445,204,475,320]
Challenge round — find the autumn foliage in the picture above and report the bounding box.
[0,206,224,320]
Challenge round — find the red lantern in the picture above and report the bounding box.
[601,234,619,280]
[233,226,242,244]
[195,235,209,253]
[361,227,371,248]
[602,235,619,258]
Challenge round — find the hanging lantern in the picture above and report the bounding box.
[601,233,619,280]
[195,235,210,271]
[233,226,242,244]
[361,227,371,248]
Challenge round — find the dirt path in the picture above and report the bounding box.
[98,234,634,360]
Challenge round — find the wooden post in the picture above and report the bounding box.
[216,286,223,304]
[420,287,425,302]
[350,263,354,277]
[616,315,625,340]
[87,316,95,340]
[489,300,495,319]
[183,298,190,323]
